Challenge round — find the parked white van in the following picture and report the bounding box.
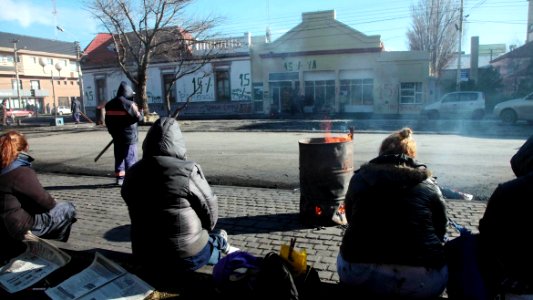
[421,91,486,120]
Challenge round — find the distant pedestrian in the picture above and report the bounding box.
[121,117,236,279]
[104,81,143,186]
[0,99,7,126]
[71,98,82,123]
[337,127,448,299]
[46,103,50,114]
[0,130,77,260]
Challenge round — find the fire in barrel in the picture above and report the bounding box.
[298,130,354,226]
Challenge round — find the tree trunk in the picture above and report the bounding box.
[137,71,149,114]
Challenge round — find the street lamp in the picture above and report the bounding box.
[39,58,61,118]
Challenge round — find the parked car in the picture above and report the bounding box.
[493,92,533,124]
[6,108,34,118]
[420,91,486,120]
[53,106,72,115]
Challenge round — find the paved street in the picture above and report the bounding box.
[38,172,486,285]
[2,119,518,297]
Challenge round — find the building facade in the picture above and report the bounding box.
[253,10,431,116]
[0,32,81,114]
[81,10,432,118]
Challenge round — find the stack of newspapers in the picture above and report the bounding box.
[0,232,154,300]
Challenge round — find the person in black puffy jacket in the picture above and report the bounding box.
[105,81,143,186]
[121,117,236,278]
[476,135,533,297]
[337,127,448,299]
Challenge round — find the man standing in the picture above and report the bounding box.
[105,81,143,186]
[71,98,82,124]
[0,100,7,126]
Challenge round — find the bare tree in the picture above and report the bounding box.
[407,0,460,77]
[86,0,221,116]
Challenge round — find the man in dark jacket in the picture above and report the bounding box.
[121,117,235,278]
[71,98,82,124]
[477,135,533,297]
[105,81,143,186]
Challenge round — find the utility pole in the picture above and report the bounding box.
[75,41,86,113]
[12,39,22,105]
[456,0,464,92]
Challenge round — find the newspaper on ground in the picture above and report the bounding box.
[0,232,71,293]
[45,252,154,300]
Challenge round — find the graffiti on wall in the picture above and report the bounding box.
[177,75,214,102]
[84,86,95,106]
[231,73,251,100]
[147,92,163,103]
[181,102,252,114]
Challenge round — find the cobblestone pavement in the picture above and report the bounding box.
[39,172,487,284]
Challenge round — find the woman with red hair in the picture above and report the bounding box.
[0,130,77,259]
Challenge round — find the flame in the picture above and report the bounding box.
[321,118,354,143]
[315,206,323,216]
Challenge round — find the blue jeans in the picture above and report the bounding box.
[180,231,228,271]
[337,254,448,299]
[113,143,138,178]
[31,202,77,242]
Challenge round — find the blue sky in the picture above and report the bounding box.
[0,0,528,53]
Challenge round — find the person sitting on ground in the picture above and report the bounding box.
[475,134,533,298]
[336,127,448,299]
[121,117,237,279]
[0,130,77,259]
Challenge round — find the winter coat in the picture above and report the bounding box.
[478,135,533,287]
[339,154,448,268]
[0,153,56,241]
[121,117,218,266]
[105,81,143,145]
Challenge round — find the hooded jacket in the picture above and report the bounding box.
[339,154,448,268]
[121,117,218,266]
[478,135,533,286]
[105,81,143,145]
[0,153,56,241]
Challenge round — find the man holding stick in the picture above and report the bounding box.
[104,81,143,186]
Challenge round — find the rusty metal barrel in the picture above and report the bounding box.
[298,136,354,226]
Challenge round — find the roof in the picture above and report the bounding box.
[491,41,533,63]
[81,33,118,69]
[0,31,78,56]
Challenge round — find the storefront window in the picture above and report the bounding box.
[304,80,335,111]
[340,78,374,105]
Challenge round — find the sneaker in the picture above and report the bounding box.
[212,229,232,254]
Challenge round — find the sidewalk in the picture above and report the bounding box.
[36,172,486,287]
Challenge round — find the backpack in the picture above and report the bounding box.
[212,251,321,300]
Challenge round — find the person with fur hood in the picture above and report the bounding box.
[121,117,236,279]
[337,127,448,299]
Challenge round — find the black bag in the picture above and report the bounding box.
[254,252,321,300]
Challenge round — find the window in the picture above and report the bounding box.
[400,82,423,104]
[215,70,230,101]
[162,73,177,103]
[30,80,40,90]
[304,80,335,110]
[11,79,22,90]
[340,79,374,105]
